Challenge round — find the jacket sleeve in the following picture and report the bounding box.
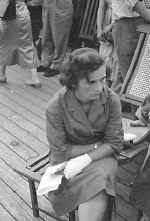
[103,93,124,154]
[46,98,69,165]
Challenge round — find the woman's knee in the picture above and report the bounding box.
[78,191,108,221]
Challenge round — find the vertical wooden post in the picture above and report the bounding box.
[28,179,39,217]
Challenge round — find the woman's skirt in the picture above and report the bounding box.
[48,156,118,216]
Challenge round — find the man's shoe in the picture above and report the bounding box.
[43,68,59,77]
[0,76,7,83]
[37,65,49,72]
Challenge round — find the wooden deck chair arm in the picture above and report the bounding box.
[27,150,50,168]
[118,143,148,164]
[12,166,41,183]
[137,24,150,34]
[120,145,147,160]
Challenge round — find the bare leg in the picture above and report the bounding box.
[78,190,108,221]
[0,65,7,83]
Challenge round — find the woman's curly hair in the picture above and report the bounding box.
[59,47,104,89]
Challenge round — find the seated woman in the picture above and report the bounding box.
[46,47,124,221]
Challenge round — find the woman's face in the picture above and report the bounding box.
[75,65,106,102]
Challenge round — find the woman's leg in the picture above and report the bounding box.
[78,190,108,221]
[0,65,7,83]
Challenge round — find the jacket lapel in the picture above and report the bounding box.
[88,87,109,123]
[65,90,92,131]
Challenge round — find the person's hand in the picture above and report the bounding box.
[47,161,67,174]
[97,29,106,42]
[64,154,92,179]
[103,23,113,34]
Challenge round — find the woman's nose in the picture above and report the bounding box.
[95,82,102,91]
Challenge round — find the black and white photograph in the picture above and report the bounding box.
[0,1,150,221]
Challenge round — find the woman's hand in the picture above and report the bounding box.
[64,154,92,179]
[48,161,67,174]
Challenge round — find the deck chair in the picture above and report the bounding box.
[79,0,99,42]
[12,117,150,221]
[118,24,150,220]
[120,24,150,106]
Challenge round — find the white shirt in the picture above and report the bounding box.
[112,0,140,21]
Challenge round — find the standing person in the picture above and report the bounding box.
[69,0,87,48]
[97,0,120,91]
[26,0,43,62]
[26,0,43,44]
[112,0,150,93]
[40,0,73,77]
[97,0,113,63]
[0,0,41,87]
[46,48,124,220]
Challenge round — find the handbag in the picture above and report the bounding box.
[2,0,16,21]
[130,145,150,217]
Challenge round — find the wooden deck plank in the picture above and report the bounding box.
[0,103,48,144]
[0,204,16,221]
[0,93,45,130]
[7,65,61,99]
[0,127,37,161]
[0,86,45,118]
[0,178,37,221]
[0,147,57,221]
[0,114,48,155]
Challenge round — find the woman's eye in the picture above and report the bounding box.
[101,77,106,81]
[90,81,95,84]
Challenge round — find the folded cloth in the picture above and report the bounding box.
[37,162,66,195]
[124,133,137,142]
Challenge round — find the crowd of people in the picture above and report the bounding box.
[1,0,150,221]
[1,1,150,90]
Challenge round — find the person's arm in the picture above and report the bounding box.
[134,1,150,23]
[46,104,68,165]
[97,0,106,40]
[88,93,124,161]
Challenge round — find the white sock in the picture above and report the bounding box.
[30,68,40,82]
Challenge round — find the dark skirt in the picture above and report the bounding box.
[48,156,118,216]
